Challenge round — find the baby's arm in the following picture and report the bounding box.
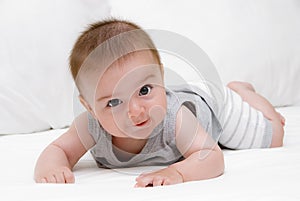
[34,112,95,183]
[135,106,224,187]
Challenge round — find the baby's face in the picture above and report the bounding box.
[93,51,166,139]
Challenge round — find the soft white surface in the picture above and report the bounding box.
[0,0,110,134]
[110,0,300,107]
[0,106,299,201]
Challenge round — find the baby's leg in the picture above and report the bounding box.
[227,81,284,147]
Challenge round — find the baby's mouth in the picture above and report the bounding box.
[135,119,150,127]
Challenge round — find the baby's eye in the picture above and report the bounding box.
[107,99,123,107]
[139,85,152,96]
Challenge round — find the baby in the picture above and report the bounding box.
[34,19,285,187]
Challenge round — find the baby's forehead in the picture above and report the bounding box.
[101,51,160,77]
[94,52,162,96]
[110,51,159,69]
[104,54,161,80]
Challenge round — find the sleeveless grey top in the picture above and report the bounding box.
[88,84,222,168]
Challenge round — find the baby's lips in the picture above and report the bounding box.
[135,119,149,127]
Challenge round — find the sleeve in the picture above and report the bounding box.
[87,112,102,142]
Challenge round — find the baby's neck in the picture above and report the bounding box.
[112,136,148,155]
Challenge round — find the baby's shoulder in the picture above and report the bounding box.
[68,111,96,149]
[75,111,89,126]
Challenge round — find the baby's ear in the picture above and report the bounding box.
[159,63,165,81]
[79,95,96,118]
[160,63,164,74]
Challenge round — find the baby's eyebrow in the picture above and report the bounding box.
[139,74,155,85]
[97,95,111,102]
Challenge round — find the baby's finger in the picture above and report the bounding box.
[152,177,164,187]
[47,174,57,183]
[55,172,66,183]
[40,177,47,183]
[162,178,173,185]
[63,169,75,183]
[135,175,154,187]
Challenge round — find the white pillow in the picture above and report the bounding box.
[110,0,300,106]
[0,0,111,134]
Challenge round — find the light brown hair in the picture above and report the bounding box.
[69,18,162,93]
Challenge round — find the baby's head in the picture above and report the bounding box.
[69,19,167,139]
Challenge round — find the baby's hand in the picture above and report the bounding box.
[35,166,75,184]
[134,166,183,187]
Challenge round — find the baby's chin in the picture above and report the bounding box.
[117,118,163,139]
[120,125,155,140]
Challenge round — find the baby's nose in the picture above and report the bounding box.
[128,99,146,123]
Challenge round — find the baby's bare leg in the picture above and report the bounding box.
[227,81,284,147]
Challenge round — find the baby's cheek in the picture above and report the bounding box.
[149,104,166,123]
[98,114,116,131]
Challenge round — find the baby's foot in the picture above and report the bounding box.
[278,112,286,126]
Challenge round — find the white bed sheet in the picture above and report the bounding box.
[0,106,299,201]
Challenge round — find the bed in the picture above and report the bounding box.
[0,106,299,200]
[1,0,300,200]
